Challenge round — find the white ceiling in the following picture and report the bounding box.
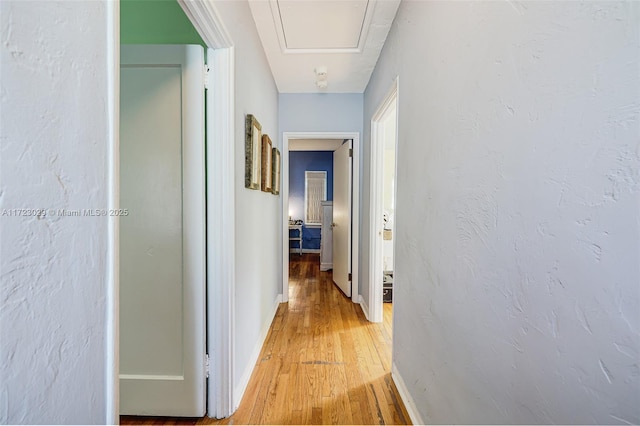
[248,0,401,93]
[289,139,344,151]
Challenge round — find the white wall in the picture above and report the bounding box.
[0,1,114,423]
[213,0,281,407]
[279,93,363,135]
[382,108,396,214]
[382,105,396,271]
[364,1,640,424]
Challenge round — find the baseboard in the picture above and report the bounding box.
[233,293,283,409]
[320,262,333,271]
[289,248,320,254]
[391,363,425,425]
[358,294,371,321]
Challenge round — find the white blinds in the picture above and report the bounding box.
[305,171,327,225]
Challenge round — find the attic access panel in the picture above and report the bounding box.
[276,0,370,50]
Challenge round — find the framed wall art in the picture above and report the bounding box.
[272,147,281,195]
[261,134,273,192]
[245,114,262,190]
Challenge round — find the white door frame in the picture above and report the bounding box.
[282,132,360,304]
[105,2,119,423]
[368,78,399,323]
[106,0,237,421]
[177,1,236,418]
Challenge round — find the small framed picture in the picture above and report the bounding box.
[272,148,281,195]
[245,114,262,190]
[261,134,273,192]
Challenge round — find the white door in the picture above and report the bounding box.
[332,140,352,297]
[120,45,206,416]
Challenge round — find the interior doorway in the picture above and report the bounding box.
[369,79,399,324]
[287,139,340,259]
[119,43,207,417]
[115,0,236,420]
[281,132,361,305]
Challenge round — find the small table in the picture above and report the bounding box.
[289,224,303,255]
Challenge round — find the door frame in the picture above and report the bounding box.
[105,2,119,423]
[177,1,236,418]
[281,132,360,304]
[368,78,399,323]
[106,0,237,421]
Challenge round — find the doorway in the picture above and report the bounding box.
[281,132,361,305]
[119,43,206,416]
[369,79,399,324]
[115,0,236,420]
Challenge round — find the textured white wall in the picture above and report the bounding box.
[213,0,281,406]
[0,1,113,423]
[364,1,640,424]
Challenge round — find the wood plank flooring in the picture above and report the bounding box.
[121,253,408,425]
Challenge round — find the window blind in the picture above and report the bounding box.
[305,171,327,225]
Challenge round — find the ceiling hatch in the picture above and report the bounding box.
[272,0,373,53]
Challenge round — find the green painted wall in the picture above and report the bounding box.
[121,0,206,47]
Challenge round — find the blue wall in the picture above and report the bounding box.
[289,151,333,250]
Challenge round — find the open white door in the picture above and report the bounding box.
[120,45,206,416]
[332,140,352,297]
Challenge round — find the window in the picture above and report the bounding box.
[304,171,327,226]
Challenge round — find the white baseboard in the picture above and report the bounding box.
[358,294,371,321]
[233,293,283,409]
[320,262,332,271]
[289,248,320,254]
[392,363,425,426]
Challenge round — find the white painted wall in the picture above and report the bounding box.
[279,93,363,135]
[382,105,396,271]
[213,0,281,408]
[364,1,640,424]
[0,1,114,423]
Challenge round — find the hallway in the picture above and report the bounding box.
[122,253,407,425]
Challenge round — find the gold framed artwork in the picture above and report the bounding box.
[272,148,281,195]
[245,114,262,190]
[261,134,273,192]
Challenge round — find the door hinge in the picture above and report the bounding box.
[205,353,210,378]
[348,273,352,281]
[349,148,353,157]
[204,65,211,90]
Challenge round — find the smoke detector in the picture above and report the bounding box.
[314,66,328,89]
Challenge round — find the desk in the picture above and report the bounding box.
[289,224,302,255]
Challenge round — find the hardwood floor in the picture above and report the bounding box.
[121,253,408,425]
